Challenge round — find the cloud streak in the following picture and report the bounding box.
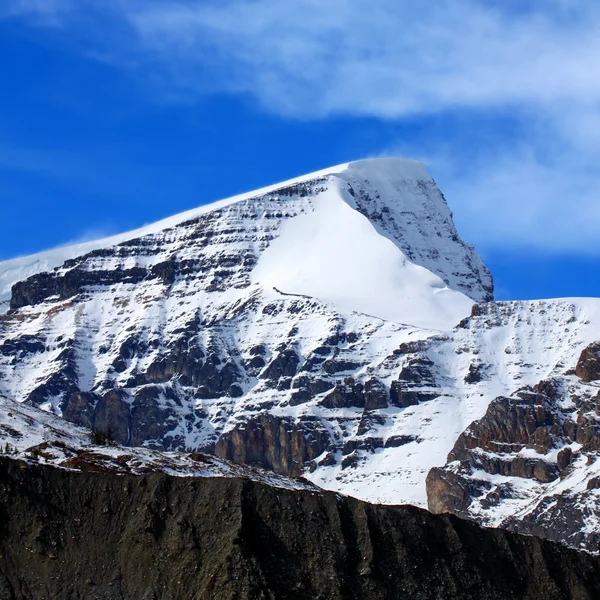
[126,0,600,121]
[435,148,600,254]
[7,0,600,119]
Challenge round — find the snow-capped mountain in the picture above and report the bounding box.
[0,157,489,459]
[1,157,598,552]
[0,157,480,461]
[0,159,491,311]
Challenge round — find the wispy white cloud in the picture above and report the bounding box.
[122,1,600,121]
[1,0,81,25]
[4,0,600,254]
[377,129,600,255]
[7,0,600,118]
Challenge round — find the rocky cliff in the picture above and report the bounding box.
[1,456,600,600]
[427,338,600,552]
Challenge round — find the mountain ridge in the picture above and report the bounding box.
[0,158,492,310]
[1,454,600,600]
[1,157,598,553]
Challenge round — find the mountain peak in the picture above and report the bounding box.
[304,156,433,182]
[0,156,491,310]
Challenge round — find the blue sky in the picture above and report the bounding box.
[1,0,599,300]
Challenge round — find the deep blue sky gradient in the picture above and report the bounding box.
[0,17,598,301]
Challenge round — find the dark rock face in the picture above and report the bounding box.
[10,266,148,310]
[25,343,79,409]
[321,379,366,409]
[130,386,181,448]
[364,378,389,410]
[427,386,564,520]
[62,391,98,431]
[464,362,487,384]
[448,389,560,463]
[260,348,300,380]
[93,390,131,444]
[63,386,184,450]
[290,376,335,402]
[426,466,473,516]
[322,358,362,375]
[426,375,600,552]
[0,335,45,358]
[389,356,438,407]
[389,381,419,408]
[0,458,598,600]
[145,343,205,386]
[576,342,600,382]
[214,414,330,477]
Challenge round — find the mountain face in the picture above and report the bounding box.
[0,159,490,494]
[0,157,599,553]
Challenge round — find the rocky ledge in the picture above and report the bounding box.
[1,457,600,600]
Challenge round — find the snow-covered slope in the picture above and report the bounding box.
[424,299,600,552]
[251,174,473,329]
[307,298,600,506]
[0,162,355,309]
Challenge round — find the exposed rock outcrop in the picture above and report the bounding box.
[214,414,330,477]
[576,342,600,382]
[427,372,600,552]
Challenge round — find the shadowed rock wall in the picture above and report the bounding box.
[0,458,599,600]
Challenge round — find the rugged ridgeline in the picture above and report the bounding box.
[2,456,600,600]
[1,158,600,553]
